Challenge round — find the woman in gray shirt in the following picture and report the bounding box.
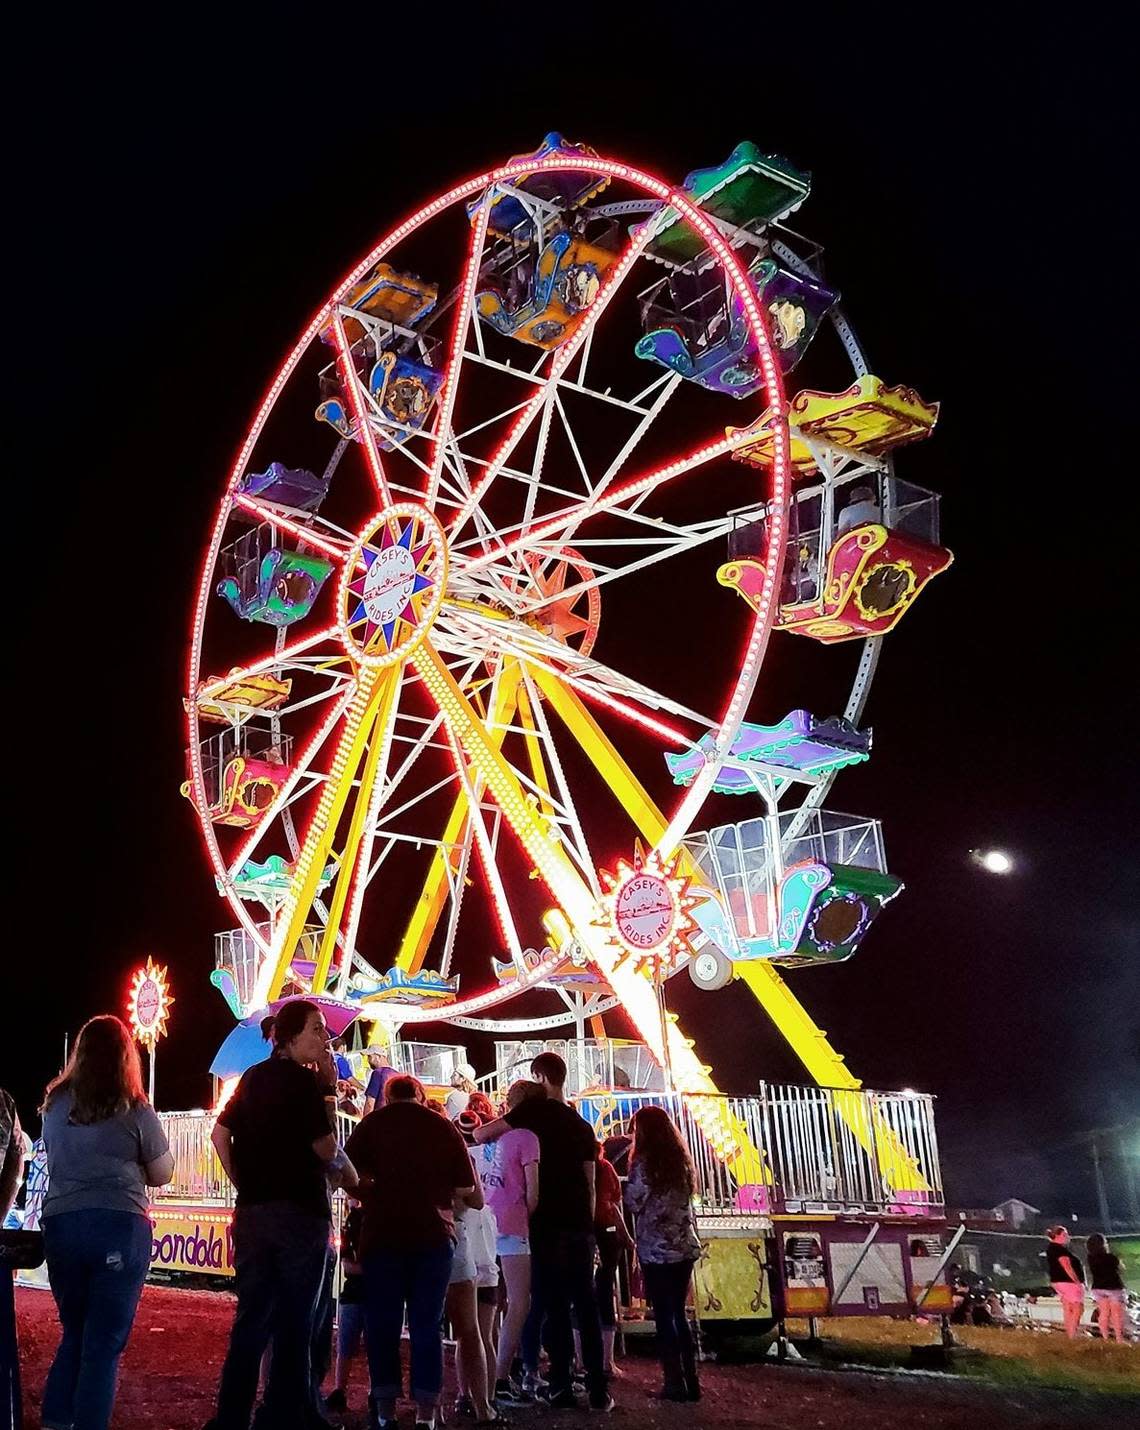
[40,1015,173,1430]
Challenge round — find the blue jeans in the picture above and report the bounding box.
[213,1203,331,1430]
[335,1301,365,1363]
[42,1209,152,1430]
[3,1267,21,1430]
[641,1259,696,1391]
[362,1241,453,1411]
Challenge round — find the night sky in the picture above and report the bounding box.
[9,9,1136,1222]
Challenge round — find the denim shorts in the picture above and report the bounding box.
[496,1232,530,1257]
[1092,1288,1126,1307]
[337,1301,366,1358]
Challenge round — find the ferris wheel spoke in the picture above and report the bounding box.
[392,665,522,975]
[425,196,493,510]
[225,680,360,880]
[523,515,736,616]
[196,624,345,698]
[517,664,600,896]
[446,220,657,547]
[308,667,402,995]
[452,429,747,580]
[438,603,714,735]
[229,495,358,567]
[255,664,395,1006]
[332,662,407,996]
[439,718,526,968]
[328,311,394,508]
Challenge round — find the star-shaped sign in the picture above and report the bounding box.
[346,516,436,657]
[596,841,698,980]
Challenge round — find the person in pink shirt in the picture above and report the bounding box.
[472,1081,541,1406]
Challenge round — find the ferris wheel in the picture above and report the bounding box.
[185,135,951,1104]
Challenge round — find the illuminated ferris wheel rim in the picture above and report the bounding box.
[186,146,796,1004]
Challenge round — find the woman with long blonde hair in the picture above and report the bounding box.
[39,1014,173,1430]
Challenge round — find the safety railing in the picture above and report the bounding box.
[154,1107,361,1209]
[155,1084,942,1221]
[577,1085,943,1218]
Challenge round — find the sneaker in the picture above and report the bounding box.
[367,1393,399,1430]
[323,1391,347,1414]
[588,1392,615,1413]
[521,1372,548,1397]
[495,1379,531,1407]
[541,1388,582,1410]
[656,1386,687,1402]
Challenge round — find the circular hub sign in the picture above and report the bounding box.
[614,872,677,952]
[339,504,447,667]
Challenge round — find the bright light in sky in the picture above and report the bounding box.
[974,849,1014,874]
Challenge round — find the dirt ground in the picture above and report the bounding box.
[16,1285,1133,1429]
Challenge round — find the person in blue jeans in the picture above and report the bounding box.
[2,1087,27,1430]
[344,1076,476,1430]
[208,999,357,1430]
[38,1016,174,1430]
[475,1051,612,1413]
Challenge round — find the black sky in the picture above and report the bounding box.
[6,5,1136,1219]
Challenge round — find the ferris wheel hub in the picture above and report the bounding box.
[337,503,448,668]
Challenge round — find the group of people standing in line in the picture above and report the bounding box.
[7,1002,704,1430]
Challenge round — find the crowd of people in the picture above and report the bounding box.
[4,1005,704,1430]
[7,1006,1133,1430]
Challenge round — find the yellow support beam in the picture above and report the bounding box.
[263,667,388,1003]
[537,670,926,1187]
[529,664,861,1087]
[515,678,555,821]
[416,646,770,1189]
[735,962,860,1089]
[311,670,401,995]
[527,663,925,1189]
[394,664,521,974]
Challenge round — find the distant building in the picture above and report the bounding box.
[949,1207,1007,1231]
[991,1197,1041,1230]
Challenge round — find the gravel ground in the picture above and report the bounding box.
[16,1285,1132,1429]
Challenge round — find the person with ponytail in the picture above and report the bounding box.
[207,998,357,1430]
[624,1106,702,1403]
[39,1014,173,1430]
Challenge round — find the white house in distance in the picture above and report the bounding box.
[991,1197,1041,1229]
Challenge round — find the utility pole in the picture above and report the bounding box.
[1090,1136,1111,1231]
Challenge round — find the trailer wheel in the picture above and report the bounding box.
[688,947,734,991]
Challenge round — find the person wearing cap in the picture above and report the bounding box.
[836,484,879,536]
[361,1047,396,1117]
[444,1063,478,1121]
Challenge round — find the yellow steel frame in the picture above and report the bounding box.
[527,661,925,1190]
[310,670,401,995]
[394,662,522,975]
[264,637,919,1191]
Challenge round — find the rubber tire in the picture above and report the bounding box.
[688,947,734,991]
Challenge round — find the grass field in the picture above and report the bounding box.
[785,1316,1140,1397]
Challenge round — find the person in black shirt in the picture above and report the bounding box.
[207,1000,357,1430]
[1086,1233,1127,1342]
[475,1051,611,1413]
[345,1074,477,1430]
[1044,1226,1085,1339]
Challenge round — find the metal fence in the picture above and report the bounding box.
[155,1085,942,1220]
